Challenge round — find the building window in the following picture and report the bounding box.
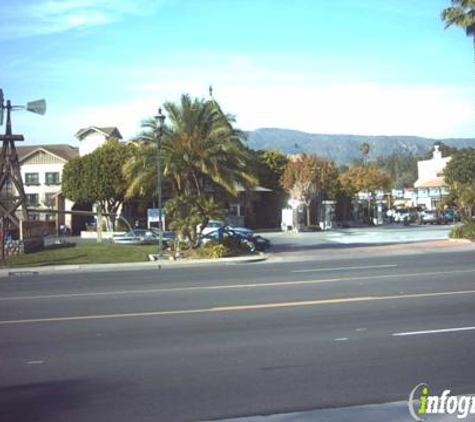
[45,172,60,185]
[25,173,39,185]
[44,193,56,208]
[26,194,39,206]
[229,204,241,216]
[29,213,40,221]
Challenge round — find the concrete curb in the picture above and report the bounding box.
[2,238,474,278]
[0,253,268,278]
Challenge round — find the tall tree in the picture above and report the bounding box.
[252,149,290,228]
[280,153,338,226]
[375,152,418,189]
[125,94,257,200]
[444,147,475,218]
[442,1,475,104]
[339,165,391,224]
[360,142,370,167]
[256,149,289,191]
[339,166,391,198]
[62,140,131,229]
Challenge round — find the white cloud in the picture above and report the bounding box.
[15,51,475,144]
[121,53,475,139]
[0,0,167,39]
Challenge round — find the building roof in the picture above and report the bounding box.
[75,126,122,141]
[17,144,79,162]
[414,177,446,189]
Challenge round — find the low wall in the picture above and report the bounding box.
[2,238,44,256]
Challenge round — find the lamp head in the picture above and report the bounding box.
[154,107,166,129]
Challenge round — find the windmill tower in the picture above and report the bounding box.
[0,89,46,234]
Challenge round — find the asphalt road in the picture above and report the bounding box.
[1,249,475,421]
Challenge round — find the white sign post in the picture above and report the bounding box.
[147,208,165,230]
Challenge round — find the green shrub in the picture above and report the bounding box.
[167,239,189,252]
[194,241,228,259]
[207,244,227,258]
[193,237,255,259]
[449,221,475,241]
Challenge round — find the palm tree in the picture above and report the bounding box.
[442,1,475,92]
[123,140,159,199]
[125,94,257,200]
[360,142,370,168]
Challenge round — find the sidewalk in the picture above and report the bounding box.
[211,399,457,422]
[266,238,475,263]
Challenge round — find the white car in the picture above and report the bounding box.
[112,229,175,245]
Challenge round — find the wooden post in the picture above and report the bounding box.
[1,217,5,266]
[19,216,23,240]
[97,204,103,243]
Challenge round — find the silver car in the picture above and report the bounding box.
[112,229,175,245]
[418,210,440,225]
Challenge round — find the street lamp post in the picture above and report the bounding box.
[154,107,166,258]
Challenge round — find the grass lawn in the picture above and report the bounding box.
[5,243,159,267]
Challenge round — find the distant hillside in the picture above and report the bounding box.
[246,128,475,164]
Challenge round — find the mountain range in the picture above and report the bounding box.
[246,128,475,164]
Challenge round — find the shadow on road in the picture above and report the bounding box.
[0,380,93,422]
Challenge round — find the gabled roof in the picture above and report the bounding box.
[17,144,79,163]
[75,126,122,141]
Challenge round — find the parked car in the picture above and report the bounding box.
[443,209,460,224]
[393,209,411,224]
[418,210,440,225]
[112,229,175,246]
[200,227,270,252]
[198,220,254,236]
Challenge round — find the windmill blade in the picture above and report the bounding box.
[26,99,46,115]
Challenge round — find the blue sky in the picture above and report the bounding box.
[0,0,473,145]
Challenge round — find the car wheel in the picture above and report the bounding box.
[243,239,256,252]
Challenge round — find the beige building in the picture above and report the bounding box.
[18,126,122,233]
[18,145,79,227]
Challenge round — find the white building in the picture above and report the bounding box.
[18,145,79,228]
[413,145,452,210]
[75,126,122,157]
[17,126,122,232]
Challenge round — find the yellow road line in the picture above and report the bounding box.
[1,289,475,326]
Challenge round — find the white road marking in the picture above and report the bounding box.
[292,264,398,273]
[334,338,349,341]
[1,268,475,302]
[393,326,475,337]
[27,360,44,365]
